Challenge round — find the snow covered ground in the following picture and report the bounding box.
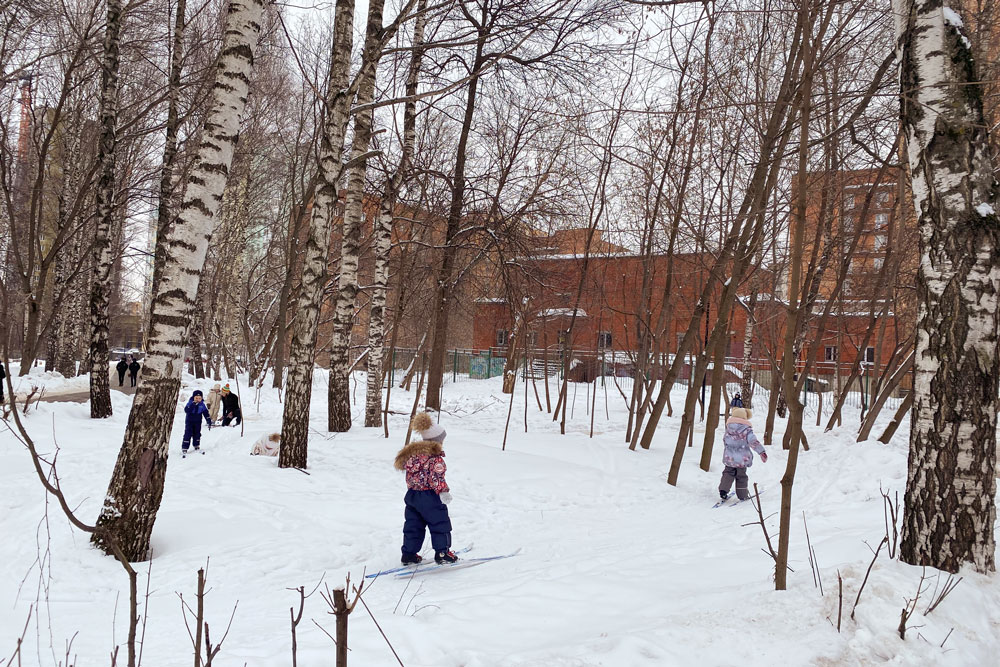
[2,365,999,666]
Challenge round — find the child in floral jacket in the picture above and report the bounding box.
[718,405,767,501]
[394,412,458,565]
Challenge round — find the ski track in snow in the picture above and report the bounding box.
[1,365,999,666]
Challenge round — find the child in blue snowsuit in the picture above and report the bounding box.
[393,412,459,566]
[183,390,213,455]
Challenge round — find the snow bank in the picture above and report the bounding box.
[1,372,997,665]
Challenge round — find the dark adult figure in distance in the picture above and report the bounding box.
[0,360,5,404]
[116,357,128,386]
[128,357,140,387]
[220,383,242,426]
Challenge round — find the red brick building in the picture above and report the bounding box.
[473,248,771,366]
[774,167,917,381]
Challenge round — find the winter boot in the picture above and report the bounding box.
[401,553,423,565]
[435,550,459,565]
[719,490,729,501]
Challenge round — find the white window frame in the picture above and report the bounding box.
[875,191,889,207]
[875,213,888,229]
[598,331,612,349]
[825,346,838,362]
[496,329,509,347]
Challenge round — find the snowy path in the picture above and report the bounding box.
[1,371,998,666]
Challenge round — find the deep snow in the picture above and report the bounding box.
[2,365,999,666]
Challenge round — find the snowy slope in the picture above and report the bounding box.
[2,369,998,666]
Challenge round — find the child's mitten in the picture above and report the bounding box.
[760,452,768,463]
[440,492,453,505]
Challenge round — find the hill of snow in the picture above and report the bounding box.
[2,368,998,665]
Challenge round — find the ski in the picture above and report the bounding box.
[392,548,522,579]
[711,496,735,508]
[711,488,764,508]
[365,544,474,579]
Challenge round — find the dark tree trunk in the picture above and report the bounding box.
[88,0,123,419]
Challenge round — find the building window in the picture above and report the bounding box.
[866,346,875,363]
[842,214,855,232]
[875,213,888,229]
[528,331,538,347]
[496,329,508,347]
[598,331,612,348]
[873,256,884,271]
[843,194,855,210]
[842,278,854,295]
[874,233,887,251]
[875,191,889,207]
[825,346,838,361]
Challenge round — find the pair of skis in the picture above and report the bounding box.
[365,545,522,580]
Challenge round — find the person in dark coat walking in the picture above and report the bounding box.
[116,358,128,386]
[182,390,213,455]
[0,360,6,403]
[128,357,140,387]
[220,384,242,426]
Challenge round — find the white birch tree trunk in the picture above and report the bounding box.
[364,0,426,428]
[328,0,387,433]
[896,0,999,574]
[279,0,355,468]
[92,0,266,560]
[739,290,757,408]
[147,0,187,347]
[88,0,122,419]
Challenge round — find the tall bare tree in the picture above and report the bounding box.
[364,0,429,428]
[93,0,267,560]
[280,0,356,469]
[88,0,124,418]
[327,0,393,432]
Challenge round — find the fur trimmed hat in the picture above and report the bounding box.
[730,406,752,420]
[410,411,446,442]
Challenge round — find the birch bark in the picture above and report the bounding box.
[279,0,355,468]
[896,0,999,574]
[88,0,122,418]
[147,0,187,344]
[328,0,388,432]
[92,0,266,560]
[739,290,757,407]
[364,0,427,428]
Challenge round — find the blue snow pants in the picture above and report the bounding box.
[401,489,452,556]
[182,423,203,451]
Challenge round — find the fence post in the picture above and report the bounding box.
[453,349,457,383]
